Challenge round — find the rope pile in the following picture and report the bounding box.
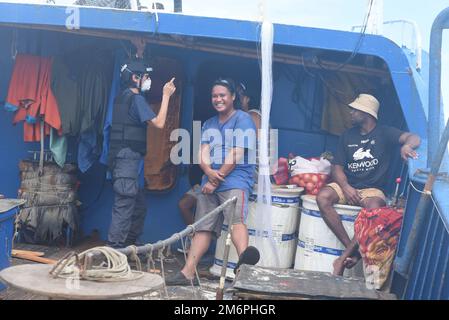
[50,197,238,292]
[53,246,143,282]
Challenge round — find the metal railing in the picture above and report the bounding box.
[400,185,449,299]
[352,19,422,71]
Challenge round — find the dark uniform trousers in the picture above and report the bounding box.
[108,148,147,246]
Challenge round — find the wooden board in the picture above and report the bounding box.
[11,252,57,264]
[233,265,396,300]
[0,264,164,300]
[11,249,45,257]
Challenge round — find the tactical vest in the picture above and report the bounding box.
[108,90,147,168]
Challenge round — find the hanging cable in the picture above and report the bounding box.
[158,246,170,298]
[314,0,375,73]
[408,180,444,218]
[255,0,280,268]
[11,29,18,60]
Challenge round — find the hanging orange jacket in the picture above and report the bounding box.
[5,54,61,142]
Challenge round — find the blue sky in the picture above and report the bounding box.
[177,0,449,121]
[178,0,448,53]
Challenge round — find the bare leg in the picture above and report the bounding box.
[178,194,196,225]
[317,187,352,248]
[231,223,249,256]
[333,238,359,276]
[333,197,385,276]
[181,231,212,279]
[361,197,386,210]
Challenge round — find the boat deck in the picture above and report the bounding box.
[1,238,396,300]
[0,238,230,300]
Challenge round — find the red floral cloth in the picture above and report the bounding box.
[354,207,403,289]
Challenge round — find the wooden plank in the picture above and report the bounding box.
[234,291,310,300]
[11,252,57,264]
[0,23,390,79]
[233,265,397,300]
[12,249,45,257]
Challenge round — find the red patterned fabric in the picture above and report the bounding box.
[354,207,403,289]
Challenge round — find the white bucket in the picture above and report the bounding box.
[210,186,303,279]
[294,195,361,274]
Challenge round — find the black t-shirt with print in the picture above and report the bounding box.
[332,124,404,191]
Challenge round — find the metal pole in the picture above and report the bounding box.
[216,200,237,300]
[395,6,449,278]
[89,197,238,258]
[216,230,232,300]
[427,7,449,166]
[173,0,182,12]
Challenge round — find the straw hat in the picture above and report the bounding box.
[348,94,379,120]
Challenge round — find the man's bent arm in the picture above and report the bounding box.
[399,132,421,160]
[149,78,176,129]
[218,147,245,178]
[149,94,171,129]
[199,143,212,174]
[332,164,361,205]
[332,164,350,188]
[399,132,421,149]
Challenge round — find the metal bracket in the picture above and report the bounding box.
[49,251,80,279]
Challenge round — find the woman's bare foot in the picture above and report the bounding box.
[333,256,346,276]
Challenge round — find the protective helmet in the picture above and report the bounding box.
[120,59,153,77]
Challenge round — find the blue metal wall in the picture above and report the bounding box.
[392,180,449,300]
[0,28,37,199]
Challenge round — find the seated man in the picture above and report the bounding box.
[178,165,203,227]
[236,81,277,178]
[316,93,420,275]
[166,78,259,285]
[236,81,261,132]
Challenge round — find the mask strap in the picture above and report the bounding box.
[137,75,143,90]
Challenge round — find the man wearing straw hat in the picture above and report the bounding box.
[316,93,420,274]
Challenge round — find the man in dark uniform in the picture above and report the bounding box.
[107,59,176,248]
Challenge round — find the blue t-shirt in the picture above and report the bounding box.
[201,109,257,193]
[126,89,156,124]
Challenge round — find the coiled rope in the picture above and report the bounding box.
[54,246,143,282]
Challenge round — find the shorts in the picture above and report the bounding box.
[327,182,386,205]
[186,184,201,200]
[194,189,249,238]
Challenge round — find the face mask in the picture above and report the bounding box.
[140,78,152,92]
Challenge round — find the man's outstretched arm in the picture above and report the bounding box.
[399,132,421,160]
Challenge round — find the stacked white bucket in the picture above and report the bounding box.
[294,195,361,274]
[210,187,303,279]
